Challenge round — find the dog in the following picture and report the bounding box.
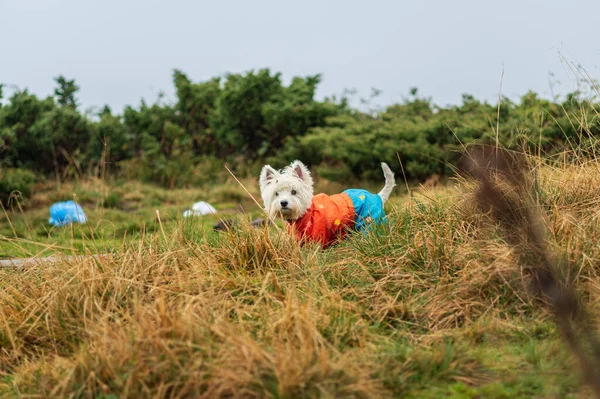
[259,160,395,248]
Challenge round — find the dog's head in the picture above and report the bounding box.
[259,160,314,221]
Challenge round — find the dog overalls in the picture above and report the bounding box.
[287,189,386,248]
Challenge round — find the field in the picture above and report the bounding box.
[1,152,599,398]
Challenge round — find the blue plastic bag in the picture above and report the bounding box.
[48,200,87,226]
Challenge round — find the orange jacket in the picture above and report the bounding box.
[287,193,355,248]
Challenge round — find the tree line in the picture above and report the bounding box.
[1,69,598,201]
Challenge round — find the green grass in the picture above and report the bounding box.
[0,176,399,260]
[0,177,268,259]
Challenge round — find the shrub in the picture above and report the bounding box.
[0,168,36,205]
[2,72,599,186]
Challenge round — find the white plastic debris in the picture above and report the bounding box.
[183,201,217,217]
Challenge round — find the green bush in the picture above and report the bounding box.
[1,71,599,186]
[0,168,36,204]
[272,89,600,181]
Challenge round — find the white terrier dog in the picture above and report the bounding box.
[259,160,395,248]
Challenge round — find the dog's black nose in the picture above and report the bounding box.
[280,200,288,208]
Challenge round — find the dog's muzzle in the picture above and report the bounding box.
[279,200,292,216]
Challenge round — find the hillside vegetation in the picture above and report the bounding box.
[2,71,600,397]
[2,70,599,199]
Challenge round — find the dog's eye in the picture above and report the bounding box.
[275,192,279,196]
[291,190,297,195]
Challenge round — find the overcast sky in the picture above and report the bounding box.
[2,0,599,113]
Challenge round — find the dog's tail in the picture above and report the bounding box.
[377,162,396,203]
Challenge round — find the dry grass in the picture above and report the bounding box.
[1,151,600,397]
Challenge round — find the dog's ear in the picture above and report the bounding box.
[289,160,313,187]
[260,165,279,189]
